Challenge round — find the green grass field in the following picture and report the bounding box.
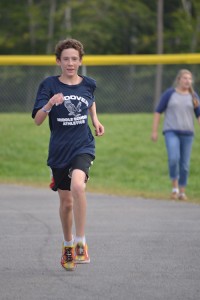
[0,113,199,203]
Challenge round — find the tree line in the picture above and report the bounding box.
[0,0,199,55]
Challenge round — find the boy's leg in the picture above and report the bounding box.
[58,189,76,270]
[58,189,73,242]
[71,169,90,263]
[71,169,87,238]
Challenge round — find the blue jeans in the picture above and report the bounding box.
[164,131,194,187]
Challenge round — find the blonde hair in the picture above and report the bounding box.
[174,69,199,108]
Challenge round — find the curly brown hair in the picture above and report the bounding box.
[55,38,84,60]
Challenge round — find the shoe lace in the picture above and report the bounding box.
[64,247,74,262]
[76,244,85,256]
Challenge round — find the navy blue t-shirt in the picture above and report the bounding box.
[32,75,96,168]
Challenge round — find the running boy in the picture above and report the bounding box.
[32,38,104,271]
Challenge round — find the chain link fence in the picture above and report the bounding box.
[1,64,200,113]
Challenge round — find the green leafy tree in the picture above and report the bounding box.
[68,0,156,54]
[164,0,200,53]
[0,0,199,54]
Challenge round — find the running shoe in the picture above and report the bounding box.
[75,242,90,264]
[61,243,76,271]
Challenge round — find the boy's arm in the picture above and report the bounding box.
[34,93,64,125]
[89,102,105,136]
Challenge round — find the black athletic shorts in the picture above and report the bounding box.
[49,153,95,191]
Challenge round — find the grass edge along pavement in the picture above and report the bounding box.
[0,113,199,204]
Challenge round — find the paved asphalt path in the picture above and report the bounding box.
[0,184,200,300]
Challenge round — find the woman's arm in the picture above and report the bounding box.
[151,112,161,142]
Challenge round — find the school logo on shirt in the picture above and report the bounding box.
[64,99,82,116]
[63,95,89,117]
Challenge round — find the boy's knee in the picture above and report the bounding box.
[59,192,73,210]
[61,199,73,212]
[71,181,85,196]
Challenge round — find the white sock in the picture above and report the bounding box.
[172,188,179,193]
[74,235,86,245]
[63,239,74,247]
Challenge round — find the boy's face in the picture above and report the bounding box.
[56,48,82,77]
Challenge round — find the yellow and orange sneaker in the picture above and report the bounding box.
[61,243,76,271]
[75,242,90,264]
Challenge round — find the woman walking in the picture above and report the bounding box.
[151,69,200,200]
